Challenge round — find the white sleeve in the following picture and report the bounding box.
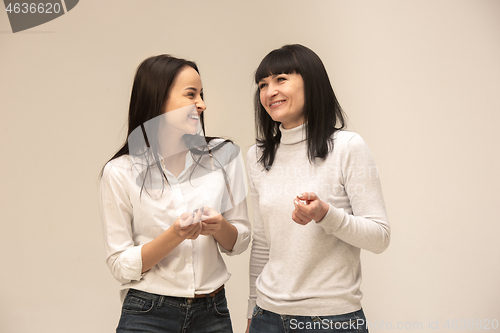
[99,162,144,283]
[220,149,251,256]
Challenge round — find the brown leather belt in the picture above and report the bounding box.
[191,285,224,299]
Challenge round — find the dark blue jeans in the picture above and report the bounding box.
[249,305,368,333]
[116,288,233,333]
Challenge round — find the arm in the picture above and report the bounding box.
[199,206,239,251]
[206,145,251,255]
[317,134,390,254]
[141,211,203,273]
[99,162,203,281]
[99,163,142,283]
[246,147,269,319]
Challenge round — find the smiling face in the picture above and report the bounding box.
[162,66,206,136]
[258,73,305,129]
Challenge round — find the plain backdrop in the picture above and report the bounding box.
[1,1,499,332]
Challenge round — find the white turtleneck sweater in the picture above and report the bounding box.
[246,124,390,317]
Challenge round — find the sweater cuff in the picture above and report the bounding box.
[315,204,345,234]
[247,298,257,319]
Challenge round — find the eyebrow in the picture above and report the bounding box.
[184,87,199,92]
[258,74,283,83]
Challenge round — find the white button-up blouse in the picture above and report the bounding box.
[99,140,250,301]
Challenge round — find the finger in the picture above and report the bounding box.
[199,222,210,235]
[295,197,308,206]
[202,216,220,224]
[184,220,199,234]
[294,200,314,216]
[201,222,214,231]
[293,199,306,211]
[179,213,194,228]
[201,206,210,217]
[292,211,307,225]
[298,192,318,202]
[186,222,201,238]
[294,209,311,222]
[193,222,203,238]
[193,208,203,223]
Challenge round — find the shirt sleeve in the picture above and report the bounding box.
[219,146,251,256]
[246,147,270,318]
[316,134,391,254]
[99,161,144,283]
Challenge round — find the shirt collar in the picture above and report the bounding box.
[159,150,194,179]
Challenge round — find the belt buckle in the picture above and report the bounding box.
[187,298,195,305]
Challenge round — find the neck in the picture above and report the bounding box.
[159,139,189,178]
[279,122,307,145]
[158,127,188,159]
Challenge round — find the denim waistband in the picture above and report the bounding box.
[127,287,226,306]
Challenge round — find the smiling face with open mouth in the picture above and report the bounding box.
[258,72,305,129]
[162,66,205,136]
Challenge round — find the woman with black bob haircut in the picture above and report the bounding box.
[99,54,250,333]
[246,44,390,332]
[254,43,346,168]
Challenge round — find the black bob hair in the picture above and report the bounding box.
[254,44,346,169]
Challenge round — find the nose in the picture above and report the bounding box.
[196,97,206,113]
[266,83,278,99]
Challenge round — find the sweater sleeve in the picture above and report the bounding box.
[99,162,144,284]
[316,134,391,254]
[246,147,270,318]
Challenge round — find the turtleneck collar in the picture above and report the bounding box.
[279,123,307,145]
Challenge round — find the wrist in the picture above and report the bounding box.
[213,217,229,237]
[315,201,329,222]
[169,224,187,241]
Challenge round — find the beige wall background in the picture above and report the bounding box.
[1,1,499,332]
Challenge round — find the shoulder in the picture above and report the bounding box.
[101,155,132,183]
[246,143,263,165]
[332,130,375,166]
[333,130,359,143]
[208,138,241,164]
[245,143,265,177]
[333,130,369,151]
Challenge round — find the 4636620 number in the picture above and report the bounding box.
[5,2,61,14]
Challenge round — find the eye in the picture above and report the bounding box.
[259,83,268,90]
[276,76,287,82]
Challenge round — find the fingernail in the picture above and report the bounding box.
[298,194,304,199]
[193,209,199,213]
[200,207,204,212]
[192,213,195,217]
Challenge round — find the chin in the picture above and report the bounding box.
[187,127,198,136]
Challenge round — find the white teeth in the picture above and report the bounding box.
[271,101,284,106]
[188,115,199,120]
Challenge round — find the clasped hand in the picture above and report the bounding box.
[292,192,329,225]
[173,206,223,240]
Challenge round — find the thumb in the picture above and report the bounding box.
[179,212,192,220]
[179,212,194,227]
